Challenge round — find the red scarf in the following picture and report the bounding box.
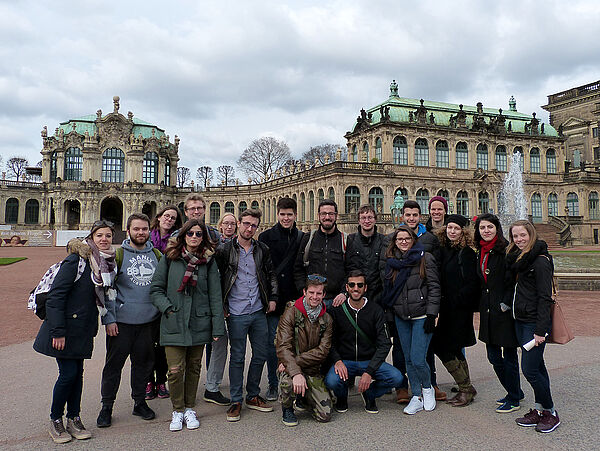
[479,236,498,282]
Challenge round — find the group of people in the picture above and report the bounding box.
[34,192,561,444]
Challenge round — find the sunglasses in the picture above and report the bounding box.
[347,282,365,288]
[307,274,327,283]
[93,220,114,228]
[186,231,203,238]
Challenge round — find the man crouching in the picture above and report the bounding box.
[275,275,333,426]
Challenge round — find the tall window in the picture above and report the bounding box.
[546,149,556,174]
[300,193,306,221]
[375,138,382,162]
[5,198,19,224]
[437,189,449,201]
[25,199,40,224]
[566,192,579,216]
[589,192,599,220]
[238,201,247,215]
[513,147,524,172]
[415,138,429,167]
[251,200,259,210]
[456,142,468,169]
[64,147,82,181]
[50,151,57,182]
[309,191,315,221]
[531,193,542,222]
[495,145,507,172]
[369,187,384,213]
[351,145,357,162]
[476,144,488,170]
[102,148,125,182]
[209,202,220,224]
[142,152,158,184]
[548,193,558,216]
[328,187,335,200]
[266,200,270,222]
[345,186,361,214]
[436,140,449,168]
[363,142,369,161]
[317,189,324,204]
[393,136,408,165]
[478,192,489,214]
[416,188,429,213]
[225,201,235,214]
[530,148,540,173]
[164,157,171,185]
[457,191,469,216]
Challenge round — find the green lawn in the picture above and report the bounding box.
[551,250,600,254]
[0,257,27,265]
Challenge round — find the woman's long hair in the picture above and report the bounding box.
[151,205,183,232]
[436,224,474,249]
[473,213,507,249]
[506,220,538,260]
[165,219,213,260]
[384,225,426,279]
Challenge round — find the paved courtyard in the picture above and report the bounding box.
[1,247,599,449]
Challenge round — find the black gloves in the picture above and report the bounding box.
[423,314,437,334]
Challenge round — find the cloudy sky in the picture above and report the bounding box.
[1,0,599,178]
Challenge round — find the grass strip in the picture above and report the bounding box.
[0,257,27,265]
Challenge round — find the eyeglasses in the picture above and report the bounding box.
[319,212,337,217]
[186,231,203,238]
[359,216,375,221]
[347,282,365,288]
[396,237,412,243]
[307,274,327,283]
[222,222,236,227]
[241,221,258,229]
[162,214,177,221]
[93,220,114,228]
[186,206,205,212]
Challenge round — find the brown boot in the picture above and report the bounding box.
[434,386,447,401]
[396,388,410,404]
[446,392,461,404]
[449,388,476,407]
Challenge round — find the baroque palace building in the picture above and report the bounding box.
[2,82,600,245]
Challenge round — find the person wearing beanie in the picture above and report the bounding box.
[426,196,448,233]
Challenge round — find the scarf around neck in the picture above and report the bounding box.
[302,296,323,323]
[178,246,207,293]
[381,242,425,308]
[479,236,497,283]
[86,238,117,316]
[151,228,172,253]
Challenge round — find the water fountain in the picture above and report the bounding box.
[498,151,527,232]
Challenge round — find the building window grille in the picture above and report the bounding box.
[436,141,449,168]
[495,146,507,172]
[548,194,558,216]
[589,192,599,220]
[368,187,384,213]
[531,193,542,222]
[102,148,125,182]
[416,188,429,213]
[530,148,540,173]
[566,192,579,216]
[415,138,429,167]
[456,142,468,169]
[546,149,556,173]
[456,191,469,216]
[476,144,488,170]
[64,147,83,181]
[393,136,408,165]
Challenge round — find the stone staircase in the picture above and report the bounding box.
[534,222,562,248]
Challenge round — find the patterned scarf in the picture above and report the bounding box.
[302,297,323,323]
[381,242,425,308]
[86,238,117,316]
[479,236,498,283]
[178,246,207,293]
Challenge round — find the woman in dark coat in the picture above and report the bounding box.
[474,213,523,413]
[34,220,117,443]
[432,215,478,406]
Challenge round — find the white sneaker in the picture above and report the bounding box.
[422,387,436,411]
[183,408,200,430]
[403,396,424,415]
[170,411,184,432]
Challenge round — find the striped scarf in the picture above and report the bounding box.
[86,238,117,316]
[178,247,207,293]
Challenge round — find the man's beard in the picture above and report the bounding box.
[130,235,148,246]
[321,221,335,231]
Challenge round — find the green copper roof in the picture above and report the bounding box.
[57,114,166,139]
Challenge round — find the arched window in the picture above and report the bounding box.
[456,191,469,216]
[266,199,270,222]
[209,202,221,224]
[415,138,429,167]
[436,140,449,168]
[478,192,489,214]
[351,144,357,162]
[513,147,524,172]
[456,142,468,169]
[5,198,19,224]
[530,148,540,173]
[495,145,507,172]
[416,188,429,213]
[476,144,488,170]
[566,192,579,216]
[375,138,382,162]
[225,201,235,214]
[143,152,158,184]
[251,200,259,210]
[309,191,315,221]
[300,193,306,221]
[64,147,82,181]
[25,199,40,224]
[393,136,408,165]
[317,189,324,204]
[369,187,384,213]
[546,149,556,174]
[363,142,369,161]
[589,192,599,220]
[50,151,58,182]
[164,157,171,185]
[328,187,335,200]
[102,148,125,182]
[345,186,360,214]
[262,200,265,214]
[548,194,558,217]
[437,189,449,201]
[238,201,247,215]
[531,193,542,222]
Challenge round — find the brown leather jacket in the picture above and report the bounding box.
[275,297,332,377]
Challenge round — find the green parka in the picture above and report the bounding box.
[150,253,225,346]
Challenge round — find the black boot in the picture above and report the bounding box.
[96,405,112,428]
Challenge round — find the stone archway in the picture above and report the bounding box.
[101,196,124,231]
[142,201,157,220]
[64,199,81,230]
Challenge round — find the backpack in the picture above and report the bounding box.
[28,257,87,320]
[303,229,348,267]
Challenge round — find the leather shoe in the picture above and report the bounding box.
[96,406,112,428]
[434,386,447,401]
[132,401,156,420]
[396,388,410,404]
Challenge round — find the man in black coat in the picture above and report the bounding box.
[258,197,304,401]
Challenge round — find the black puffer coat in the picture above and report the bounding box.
[477,239,518,348]
[346,226,385,305]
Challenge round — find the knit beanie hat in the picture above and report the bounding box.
[428,196,448,213]
[446,214,468,228]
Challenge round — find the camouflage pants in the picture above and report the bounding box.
[279,372,332,422]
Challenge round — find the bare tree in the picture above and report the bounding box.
[196,166,213,188]
[301,144,344,165]
[237,137,291,182]
[177,166,191,188]
[217,165,235,186]
[6,156,29,181]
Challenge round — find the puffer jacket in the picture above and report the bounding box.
[275,298,332,377]
[346,226,385,305]
[505,240,554,336]
[214,237,278,313]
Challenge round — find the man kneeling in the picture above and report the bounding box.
[325,270,404,414]
[275,275,333,426]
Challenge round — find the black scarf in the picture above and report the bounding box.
[381,242,425,308]
[506,239,553,276]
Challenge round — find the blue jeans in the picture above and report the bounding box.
[325,360,404,401]
[266,314,280,389]
[515,320,554,410]
[395,317,432,397]
[227,310,269,403]
[51,359,84,420]
[388,320,408,389]
[486,344,522,404]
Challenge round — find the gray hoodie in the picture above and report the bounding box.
[102,239,160,325]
